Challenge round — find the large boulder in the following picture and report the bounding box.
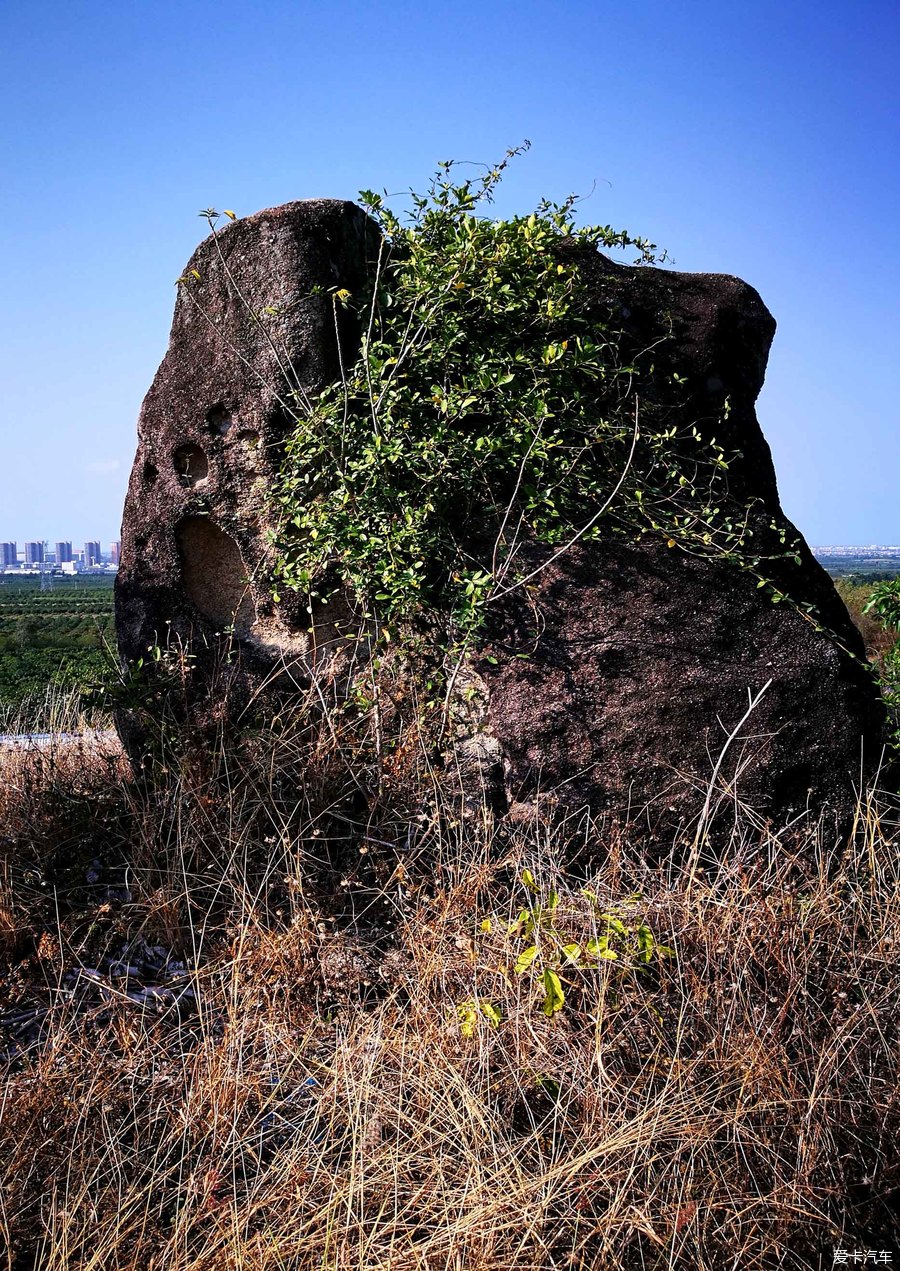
[116,200,884,827]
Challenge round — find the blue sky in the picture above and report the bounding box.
[1,0,898,546]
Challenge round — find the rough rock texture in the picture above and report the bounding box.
[468,250,886,830]
[478,539,878,832]
[116,200,378,745]
[117,201,884,826]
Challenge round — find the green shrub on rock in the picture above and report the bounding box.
[270,146,747,645]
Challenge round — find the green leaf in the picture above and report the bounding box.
[514,944,539,974]
[637,922,655,963]
[479,1001,502,1027]
[507,909,528,935]
[541,967,565,1016]
[457,1002,478,1037]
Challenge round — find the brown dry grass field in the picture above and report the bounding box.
[0,683,898,1270]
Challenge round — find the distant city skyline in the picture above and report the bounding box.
[0,538,120,546]
[0,533,122,547]
[8,538,900,554]
[0,538,120,564]
[6,539,900,558]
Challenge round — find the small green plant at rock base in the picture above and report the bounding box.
[457,870,675,1031]
[456,998,502,1038]
[509,870,675,1017]
[878,645,900,742]
[268,144,794,662]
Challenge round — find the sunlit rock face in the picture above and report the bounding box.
[115,200,378,754]
[116,201,884,829]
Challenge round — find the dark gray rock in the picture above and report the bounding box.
[477,537,880,833]
[116,200,378,750]
[468,251,886,830]
[116,201,884,828]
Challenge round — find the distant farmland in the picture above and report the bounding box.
[0,574,115,719]
[814,548,900,579]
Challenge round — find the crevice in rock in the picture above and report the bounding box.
[175,517,256,633]
[207,404,233,436]
[173,443,209,486]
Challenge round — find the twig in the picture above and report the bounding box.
[487,397,641,605]
[685,678,773,887]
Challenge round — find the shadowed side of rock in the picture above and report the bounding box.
[476,539,882,834]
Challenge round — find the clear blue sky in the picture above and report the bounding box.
[2,0,898,546]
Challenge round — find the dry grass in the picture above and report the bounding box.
[0,697,899,1270]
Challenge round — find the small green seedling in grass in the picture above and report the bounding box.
[456,998,502,1037]
[507,873,675,1018]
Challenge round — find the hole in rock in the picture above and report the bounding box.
[175,517,256,633]
[142,460,158,485]
[207,404,233,435]
[173,443,209,486]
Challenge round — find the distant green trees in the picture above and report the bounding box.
[0,581,116,718]
[0,648,111,711]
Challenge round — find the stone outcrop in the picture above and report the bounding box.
[478,538,877,831]
[116,200,884,827]
[116,200,378,743]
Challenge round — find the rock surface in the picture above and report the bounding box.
[116,200,378,745]
[470,250,886,830]
[479,538,879,832]
[116,201,884,826]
